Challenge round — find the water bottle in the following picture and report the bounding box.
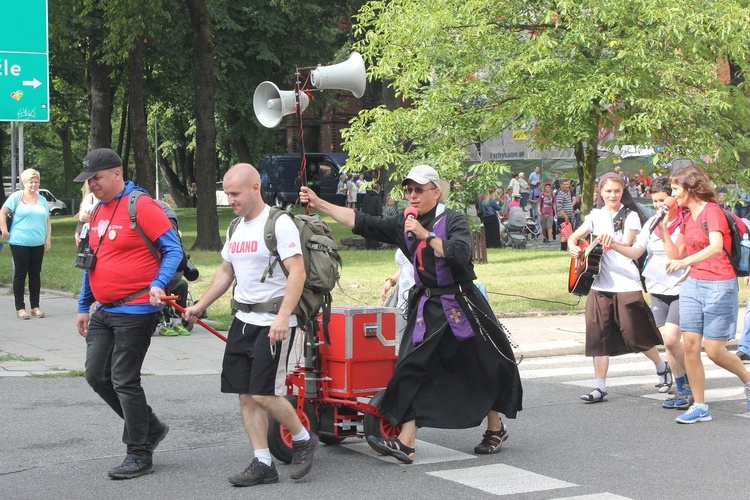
[740,233,750,273]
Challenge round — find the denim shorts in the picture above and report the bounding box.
[679,277,738,340]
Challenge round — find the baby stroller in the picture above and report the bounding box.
[153,201,200,336]
[502,206,539,249]
[156,272,196,336]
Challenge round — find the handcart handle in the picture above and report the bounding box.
[162,295,227,343]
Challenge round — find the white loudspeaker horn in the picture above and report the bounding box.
[253,81,310,128]
[310,52,367,98]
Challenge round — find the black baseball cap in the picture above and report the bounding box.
[74,148,122,182]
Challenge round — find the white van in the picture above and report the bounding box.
[39,189,67,216]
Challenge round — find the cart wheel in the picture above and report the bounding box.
[181,319,194,331]
[268,395,319,464]
[363,390,400,453]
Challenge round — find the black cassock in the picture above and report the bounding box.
[353,204,523,429]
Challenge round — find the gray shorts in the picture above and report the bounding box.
[540,214,554,230]
[650,293,680,329]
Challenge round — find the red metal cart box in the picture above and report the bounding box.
[317,306,399,397]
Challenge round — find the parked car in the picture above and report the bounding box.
[39,189,67,216]
[260,153,349,207]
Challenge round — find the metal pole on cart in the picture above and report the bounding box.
[292,65,322,400]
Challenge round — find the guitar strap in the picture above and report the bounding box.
[612,206,629,233]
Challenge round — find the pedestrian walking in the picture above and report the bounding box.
[568,172,672,404]
[300,164,522,463]
[74,148,183,479]
[183,163,318,486]
[665,163,750,423]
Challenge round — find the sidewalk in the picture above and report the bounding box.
[0,286,742,376]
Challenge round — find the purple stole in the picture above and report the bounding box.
[405,204,475,345]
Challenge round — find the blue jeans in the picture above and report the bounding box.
[85,309,161,458]
[740,301,750,355]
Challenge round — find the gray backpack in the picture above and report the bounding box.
[228,207,342,329]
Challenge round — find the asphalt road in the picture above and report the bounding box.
[2,354,748,500]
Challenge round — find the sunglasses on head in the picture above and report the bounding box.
[403,186,437,195]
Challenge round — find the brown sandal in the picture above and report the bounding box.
[31,308,45,318]
[17,310,30,320]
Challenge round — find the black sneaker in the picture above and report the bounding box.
[228,458,279,487]
[108,455,154,479]
[146,422,170,453]
[737,351,750,363]
[290,433,318,480]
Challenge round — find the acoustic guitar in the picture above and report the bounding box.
[568,236,603,296]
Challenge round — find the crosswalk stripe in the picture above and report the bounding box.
[563,368,736,388]
[641,386,746,402]
[552,494,633,500]
[523,361,668,379]
[427,463,577,496]
[343,439,476,465]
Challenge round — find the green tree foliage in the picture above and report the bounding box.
[345,0,750,213]
[2,1,359,210]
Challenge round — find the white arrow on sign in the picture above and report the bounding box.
[22,78,42,89]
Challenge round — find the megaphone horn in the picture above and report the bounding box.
[310,52,367,98]
[253,81,310,128]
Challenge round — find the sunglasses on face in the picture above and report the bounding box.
[403,186,436,195]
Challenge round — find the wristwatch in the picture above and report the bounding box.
[426,231,437,243]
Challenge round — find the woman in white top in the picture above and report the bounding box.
[568,172,671,403]
[603,177,691,408]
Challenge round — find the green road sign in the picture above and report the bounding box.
[0,0,49,122]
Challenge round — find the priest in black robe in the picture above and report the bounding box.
[299,165,522,464]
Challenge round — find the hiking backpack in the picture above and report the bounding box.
[699,204,749,277]
[127,191,197,281]
[228,207,342,329]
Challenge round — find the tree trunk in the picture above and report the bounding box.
[160,152,190,207]
[88,33,112,149]
[577,133,599,217]
[128,36,154,195]
[116,91,128,158]
[227,108,252,163]
[186,0,222,251]
[122,110,132,182]
[58,126,74,196]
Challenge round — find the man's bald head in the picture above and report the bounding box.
[223,163,264,220]
[225,163,260,185]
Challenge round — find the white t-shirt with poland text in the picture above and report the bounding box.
[222,205,302,326]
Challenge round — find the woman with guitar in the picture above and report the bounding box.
[600,177,691,409]
[568,172,670,403]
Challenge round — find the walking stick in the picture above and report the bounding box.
[161,295,227,342]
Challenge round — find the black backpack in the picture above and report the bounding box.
[698,203,749,277]
[613,205,648,291]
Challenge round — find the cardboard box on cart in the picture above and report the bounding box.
[317,306,401,398]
